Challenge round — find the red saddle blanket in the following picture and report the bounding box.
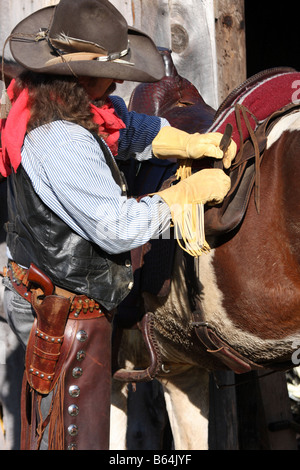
[209,69,300,148]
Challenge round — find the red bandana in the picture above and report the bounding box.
[0,79,126,177]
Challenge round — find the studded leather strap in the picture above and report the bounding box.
[25,291,72,394]
[5,261,109,320]
[53,315,113,450]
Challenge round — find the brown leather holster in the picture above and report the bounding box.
[21,313,113,450]
[26,291,71,395]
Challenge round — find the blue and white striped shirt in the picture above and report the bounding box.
[20,95,172,254]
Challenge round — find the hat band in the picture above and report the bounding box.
[45,50,134,66]
[46,37,134,67]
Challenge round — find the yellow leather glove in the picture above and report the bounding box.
[155,168,231,257]
[152,127,237,169]
[157,168,231,208]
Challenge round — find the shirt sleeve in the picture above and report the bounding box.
[109,95,170,162]
[21,120,171,255]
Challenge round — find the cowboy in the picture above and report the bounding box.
[0,0,236,450]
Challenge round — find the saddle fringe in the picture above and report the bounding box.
[173,201,210,257]
[175,159,210,257]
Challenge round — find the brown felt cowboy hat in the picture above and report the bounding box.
[8,0,165,82]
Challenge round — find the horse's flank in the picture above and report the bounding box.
[204,111,300,364]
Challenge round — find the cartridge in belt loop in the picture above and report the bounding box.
[83,299,89,313]
[74,299,83,317]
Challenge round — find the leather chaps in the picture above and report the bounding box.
[5,262,113,450]
[21,311,113,450]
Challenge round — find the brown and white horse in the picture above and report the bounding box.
[110,57,300,449]
[203,112,300,366]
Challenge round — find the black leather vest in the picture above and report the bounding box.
[6,135,133,311]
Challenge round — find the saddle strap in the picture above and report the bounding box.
[192,310,293,374]
[4,261,108,320]
[233,104,261,213]
[113,312,162,383]
[192,315,260,374]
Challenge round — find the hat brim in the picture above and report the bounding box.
[9,5,165,82]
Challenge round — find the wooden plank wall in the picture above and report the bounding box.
[110,0,247,107]
[0,0,59,57]
[2,0,295,452]
[0,0,247,107]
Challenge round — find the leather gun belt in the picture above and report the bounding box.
[4,261,108,321]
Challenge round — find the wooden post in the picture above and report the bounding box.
[214,0,247,104]
[235,371,298,450]
[111,0,219,109]
[209,371,239,450]
[257,371,298,450]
